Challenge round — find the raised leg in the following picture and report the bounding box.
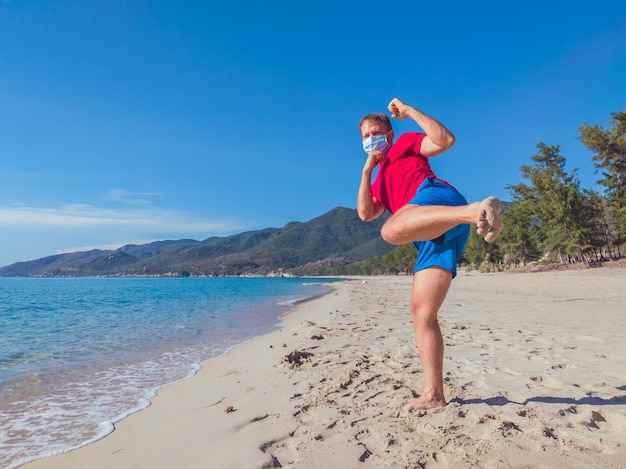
[381,196,503,245]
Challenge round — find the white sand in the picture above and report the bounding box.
[21,268,626,468]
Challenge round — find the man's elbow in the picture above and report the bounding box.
[444,133,456,150]
[358,207,382,222]
[358,209,375,222]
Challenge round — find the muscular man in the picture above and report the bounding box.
[357,97,503,410]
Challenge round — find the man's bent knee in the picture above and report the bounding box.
[381,222,403,245]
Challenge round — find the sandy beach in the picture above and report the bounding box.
[21,268,626,469]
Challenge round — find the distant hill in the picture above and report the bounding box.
[0,207,392,277]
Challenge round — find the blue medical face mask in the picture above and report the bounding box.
[362,133,390,154]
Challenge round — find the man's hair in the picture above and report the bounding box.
[359,113,392,132]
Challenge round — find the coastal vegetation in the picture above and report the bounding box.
[467,111,625,271]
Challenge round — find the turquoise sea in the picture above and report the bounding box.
[0,277,338,469]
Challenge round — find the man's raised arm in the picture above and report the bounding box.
[388,98,455,157]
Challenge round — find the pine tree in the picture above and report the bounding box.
[578,111,626,257]
[510,143,589,263]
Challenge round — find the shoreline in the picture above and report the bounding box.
[14,276,350,468]
[21,270,626,468]
[2,277,335,469]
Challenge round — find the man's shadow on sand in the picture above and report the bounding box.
[454,389,626,407]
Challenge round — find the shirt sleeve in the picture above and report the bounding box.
[389,132,426,160]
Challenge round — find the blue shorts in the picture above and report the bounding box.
[408,178,470,278]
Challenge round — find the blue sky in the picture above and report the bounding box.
[1,1,625,267]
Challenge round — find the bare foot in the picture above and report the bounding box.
[403,395,447,412]
[476,196,503,242]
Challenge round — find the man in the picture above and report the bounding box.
[357,97,503,411]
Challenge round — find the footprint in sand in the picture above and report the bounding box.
[529,375,564,390]
[585,411,607,430]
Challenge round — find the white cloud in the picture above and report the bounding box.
[0,203,241,232]
[101,189,160,205]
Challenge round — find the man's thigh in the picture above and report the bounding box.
[411,267,453,321]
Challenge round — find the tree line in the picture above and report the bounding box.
[320,111,625,276]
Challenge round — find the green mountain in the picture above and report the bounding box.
[0,207,392,277]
